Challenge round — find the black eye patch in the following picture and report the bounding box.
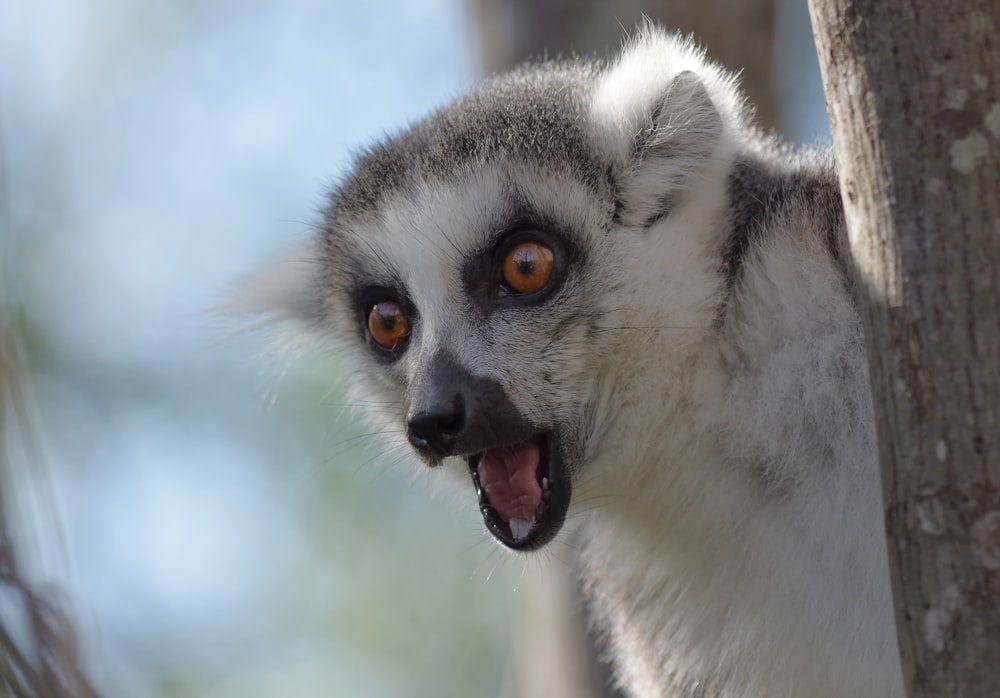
[352,284,417,362]
[462,218,575,314]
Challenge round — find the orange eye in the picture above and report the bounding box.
[367,300,410,350]
[501,241,555,294]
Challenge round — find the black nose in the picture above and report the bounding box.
[406,397,466,458]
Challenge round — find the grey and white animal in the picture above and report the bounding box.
[238,27,905,698]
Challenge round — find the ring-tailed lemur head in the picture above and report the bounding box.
[244,29,747,550]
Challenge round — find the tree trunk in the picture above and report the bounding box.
[808,1,1000,695]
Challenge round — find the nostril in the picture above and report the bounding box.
[406,397,466,457]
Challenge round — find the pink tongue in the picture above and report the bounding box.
[477,437,543,521]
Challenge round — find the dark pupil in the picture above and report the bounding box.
[516,257,535,275]
[380,313,398,331]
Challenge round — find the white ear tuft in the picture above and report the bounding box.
[217,241,325,331]
[590,27,746,225]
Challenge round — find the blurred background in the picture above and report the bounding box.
[0,1,828,696]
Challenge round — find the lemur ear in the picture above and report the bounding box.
[622,71,723,225]
[217,242,325,335]
[591,29,744,227]
[641,70,723,163]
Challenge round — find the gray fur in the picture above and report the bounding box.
[329,61,607,222]
[724,144,848,292]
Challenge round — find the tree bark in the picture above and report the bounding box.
[808,1,1000,695]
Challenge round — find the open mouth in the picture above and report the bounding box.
[468,434,571,550]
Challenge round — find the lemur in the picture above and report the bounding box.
[236,27,905,698]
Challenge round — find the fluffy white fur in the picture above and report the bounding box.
[240,28,905,698]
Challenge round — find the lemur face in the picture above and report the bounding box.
[355,218,582,549]
[249,35,740,551]
[324,161,623,550]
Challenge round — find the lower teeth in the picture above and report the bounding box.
[508,518,534,542]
